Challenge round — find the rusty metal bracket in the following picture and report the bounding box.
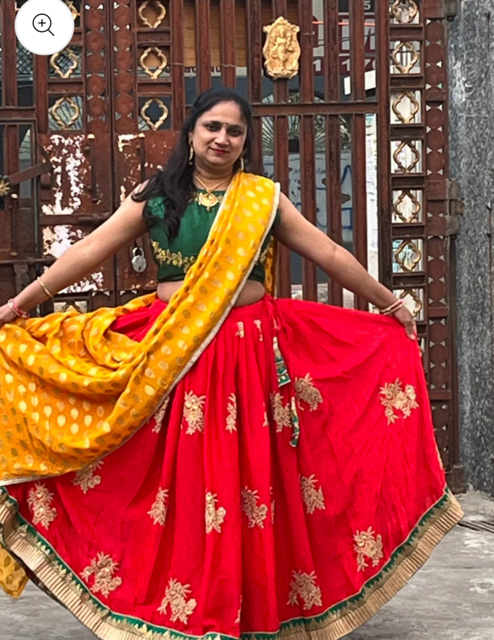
[74,212,111,224]
[9,161,52,186]
[9,192,19,255]
[445,178,464,236]
[84,134,99,203]
[444,0,458,21]
[0,257,56,267]
[0,258,55,295]
[38,143,55,188]
[13,262,30,294]
[136,133,147,183]
[1,144,53,190]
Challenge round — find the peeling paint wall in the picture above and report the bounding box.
[43,225,105,293]
[41,135,88,216]
[449,1,494,495]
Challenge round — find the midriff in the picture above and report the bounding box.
[157,280,266,307]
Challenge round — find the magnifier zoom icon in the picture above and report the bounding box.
[33,14,55,36]
[15,0,75,56]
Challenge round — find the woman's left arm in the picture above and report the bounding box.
[274,192,417,339]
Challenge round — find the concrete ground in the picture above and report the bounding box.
[1,492,494,639]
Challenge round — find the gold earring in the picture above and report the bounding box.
[240,156,245,172]
[189,142,194,165]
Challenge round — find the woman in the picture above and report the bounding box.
[0,88,462,639]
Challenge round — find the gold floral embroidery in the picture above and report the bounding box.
[183,391,206,435]
[270,392,291,432]
[380,378,419,424]
[158,578,197,624]
[288,571,323,610]
[300,475,326,514]
[226,393,237,433]
[72,460,104,494]
[148,488,169,526]
[295,374,323,411]
[354,527,384,572]
[236,322,245,338]
[270,486,275,524]
[263,410,269,427]
[254,319,264,341]
[241,487,268,528]
[27,483,57,529]
[152,396,170,434]
[81,552,122,597]
[205,492,227,534]
[150,240,196,273]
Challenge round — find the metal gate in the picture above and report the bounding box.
[0,0,464,490]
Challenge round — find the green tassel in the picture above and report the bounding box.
[290,396,300,447]
[273,336,291,387]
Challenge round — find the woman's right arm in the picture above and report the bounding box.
[0,191,149,325]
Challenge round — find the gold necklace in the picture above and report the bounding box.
[194,175,230,211]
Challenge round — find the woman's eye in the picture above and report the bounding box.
[205,123,220,131]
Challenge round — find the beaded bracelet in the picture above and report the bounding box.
[7,299,30,319]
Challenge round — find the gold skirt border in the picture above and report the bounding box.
[0,488,463,640]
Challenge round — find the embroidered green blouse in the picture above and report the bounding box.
[146,191,280,284]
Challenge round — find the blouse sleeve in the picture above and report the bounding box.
[145,197,166,228]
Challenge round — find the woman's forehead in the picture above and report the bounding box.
[198,101,245,125]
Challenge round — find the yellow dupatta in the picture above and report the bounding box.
[0,172,278,597]
[0,172,279,486]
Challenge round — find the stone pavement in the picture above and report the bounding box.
[1,492,494,640]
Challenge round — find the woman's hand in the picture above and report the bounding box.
[392,305,417,340]
[0,303,18,329]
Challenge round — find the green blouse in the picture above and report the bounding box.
[146,191,279,284]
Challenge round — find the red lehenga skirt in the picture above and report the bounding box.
[1,296,462,640]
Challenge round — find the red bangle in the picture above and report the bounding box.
[7,299,30,319]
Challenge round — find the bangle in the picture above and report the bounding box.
[380,299,404,316]
[381,300,403,315]
[37,276,54,298]
[7,299,30,319]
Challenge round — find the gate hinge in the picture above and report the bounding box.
[445,178,464,236]
[444,0,458,22]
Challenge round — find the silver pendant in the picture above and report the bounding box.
[131,247,147,273]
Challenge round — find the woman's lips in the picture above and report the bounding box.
[211,148,228,155]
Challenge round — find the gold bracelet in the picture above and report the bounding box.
[37,277,54,298]
[380,299,403,316]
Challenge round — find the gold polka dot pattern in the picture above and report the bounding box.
[0,546,28,598]
[0,173,279,483]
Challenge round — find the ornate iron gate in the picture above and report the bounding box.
[0,0,463,490]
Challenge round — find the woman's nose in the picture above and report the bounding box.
[215,128,228,145]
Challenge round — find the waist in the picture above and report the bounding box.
[156,280,266,308]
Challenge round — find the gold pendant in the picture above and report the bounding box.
[197,191,219,211]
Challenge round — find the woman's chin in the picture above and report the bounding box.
[204,155,234,169]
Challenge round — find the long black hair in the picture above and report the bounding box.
[132,87,256,241]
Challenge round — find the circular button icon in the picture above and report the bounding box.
[15,0,74,56]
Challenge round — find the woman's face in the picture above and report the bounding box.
[189,101,248,172]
